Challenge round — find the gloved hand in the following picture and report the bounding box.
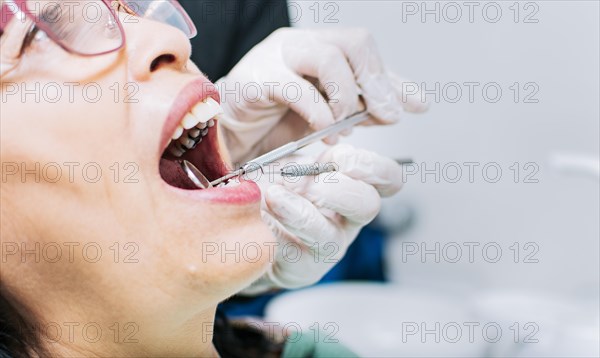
[240,144,403,294]
[217,27,428,163]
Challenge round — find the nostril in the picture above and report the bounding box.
[150,54,176,72]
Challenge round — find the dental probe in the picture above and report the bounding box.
[396,159,414,165]
[240,158,415,178]
[182,155,414,189]
[209,110,371,187]
[280,163,338,177]
[279,159,415,177]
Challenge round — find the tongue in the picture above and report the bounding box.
[159,158,199,190]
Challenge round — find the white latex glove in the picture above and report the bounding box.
[217,27,428,163]
[241,144,403,294]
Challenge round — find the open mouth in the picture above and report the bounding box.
[159,96,230,190]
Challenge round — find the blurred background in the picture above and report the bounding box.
[263,1,600,357]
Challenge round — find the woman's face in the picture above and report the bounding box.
[0,1,274,351]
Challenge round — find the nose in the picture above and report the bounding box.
[122,15,192,81]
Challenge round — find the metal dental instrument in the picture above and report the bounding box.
[182,156,417,189]
[396,159,414,166]
[181,160,212,189]
[279,159,415,178]
[280,163,338,177]
[209,110,371,187]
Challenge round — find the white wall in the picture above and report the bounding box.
[295,1,599,297]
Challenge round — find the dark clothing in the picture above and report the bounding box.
[180,0,291,81]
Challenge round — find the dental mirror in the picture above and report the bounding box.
[181,160,212,189]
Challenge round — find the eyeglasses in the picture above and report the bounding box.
[0,0,197,57]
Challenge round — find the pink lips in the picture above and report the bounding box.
[174,179,262,205]
[160,76,221,157]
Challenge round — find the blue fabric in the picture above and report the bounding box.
[321,225,386,282]
[219,225,386,317]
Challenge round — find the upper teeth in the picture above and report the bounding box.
[167,97,223,157]
[172,97,223,140]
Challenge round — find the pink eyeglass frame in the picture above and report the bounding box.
[0,0,197,57]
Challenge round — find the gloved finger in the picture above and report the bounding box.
[388,71,430,114]
[260,209,293,247]
[319,144,404,197]
[256,211,313,290]
[267,245,338,289]
[261,208,346,289]
[283,42,361,121]
[318,28,403,124]
[264,185,346,248]
[263,208,345,265]
[268,234,345,289]
[272,71,338,142]
[286,172,382,226]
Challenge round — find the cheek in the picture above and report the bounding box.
[1,77,130,165]
[19,41,125,81]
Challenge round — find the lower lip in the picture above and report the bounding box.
[166,179,261,205]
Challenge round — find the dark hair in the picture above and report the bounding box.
[0,290,48,358]
[0,291,282,358]
[213,308,283,358]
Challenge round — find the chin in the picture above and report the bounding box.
[164,217,275,301]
